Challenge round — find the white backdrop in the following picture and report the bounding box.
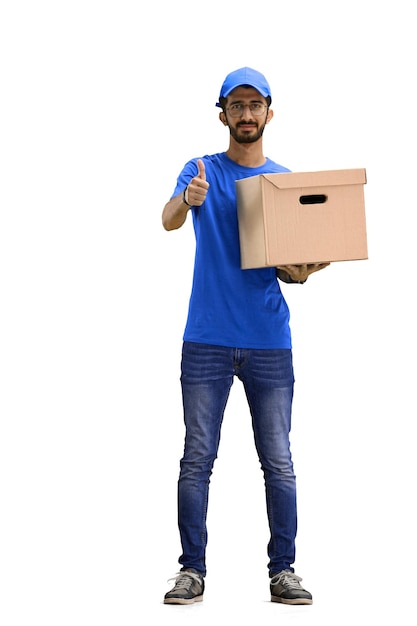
[1,1,416,624]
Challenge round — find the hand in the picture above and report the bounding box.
[277,263,330,283]
[184,159,210,206]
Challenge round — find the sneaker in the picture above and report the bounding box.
[270,569,313,605]
[164,569,204,605]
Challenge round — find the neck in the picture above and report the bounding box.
[226,139,266,168]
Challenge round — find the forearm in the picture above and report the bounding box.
[162,191,190,231]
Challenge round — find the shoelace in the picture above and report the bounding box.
[167,571,201,590]
[272,571,303,589]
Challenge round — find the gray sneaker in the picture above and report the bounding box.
[270,570,313,605]
[164,569,204,605]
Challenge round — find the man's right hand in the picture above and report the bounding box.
[184,159,210,206]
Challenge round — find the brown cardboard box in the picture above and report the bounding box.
[236,168,368,268]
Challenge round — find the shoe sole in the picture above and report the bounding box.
[271,596,312,605]
[164,595,204,605]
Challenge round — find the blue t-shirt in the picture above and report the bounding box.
[172,152,292,349]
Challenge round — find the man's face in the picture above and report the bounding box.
[222,86,272,144]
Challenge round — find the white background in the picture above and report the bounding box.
[1,1,416,624]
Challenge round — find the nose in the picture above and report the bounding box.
[238,105,257,122]
[239,104,254,117]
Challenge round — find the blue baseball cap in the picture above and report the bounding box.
[216,67,272,107]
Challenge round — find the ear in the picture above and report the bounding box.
[219,111,228,126]
[266,108,274,124]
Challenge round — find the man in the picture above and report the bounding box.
[162,67,329,605]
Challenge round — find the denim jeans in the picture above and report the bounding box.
[177,341,297,577]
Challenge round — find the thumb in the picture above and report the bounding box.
[197,159,206,180]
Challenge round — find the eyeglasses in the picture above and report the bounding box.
[226,103,267,117]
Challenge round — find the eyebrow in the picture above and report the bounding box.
[229,98,265,104]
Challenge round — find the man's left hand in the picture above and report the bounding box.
[277,263,330,283]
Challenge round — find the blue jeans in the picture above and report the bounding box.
[177,341,297,577]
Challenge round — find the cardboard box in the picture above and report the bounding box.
[236,168,368,268]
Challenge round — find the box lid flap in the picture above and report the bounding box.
[262,168,367,189]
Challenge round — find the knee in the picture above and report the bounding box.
[179,455,216,481]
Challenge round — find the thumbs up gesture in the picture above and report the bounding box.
[184,159,210,206]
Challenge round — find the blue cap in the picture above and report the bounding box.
[216,67,272,107]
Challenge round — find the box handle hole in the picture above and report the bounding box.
[299,194,328,205]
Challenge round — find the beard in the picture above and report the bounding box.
[229,120,267,144]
